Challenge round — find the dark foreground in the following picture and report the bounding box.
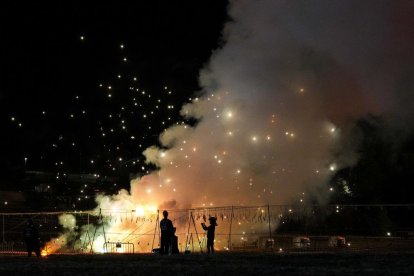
[1,251,413,275]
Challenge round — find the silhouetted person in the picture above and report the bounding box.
[159,210,174,255]
[23,218,40,257]
[201,217,217,253]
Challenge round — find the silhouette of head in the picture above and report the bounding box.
[27,218,33,225]
[163,210,168,218]
[208,217,217,226]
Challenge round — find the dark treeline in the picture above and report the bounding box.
[279,115,414,235]
[332,116,414,205]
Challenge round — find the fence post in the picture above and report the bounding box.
[151,210,159,252]
[228,206,234,251]
[2,214,5,242]
[267,204,272,240]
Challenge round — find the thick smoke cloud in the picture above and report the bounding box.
[104,0,413,209]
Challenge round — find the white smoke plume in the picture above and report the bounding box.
[42,214,78,254]
[98,0,414,209]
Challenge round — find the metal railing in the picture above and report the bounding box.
[103,242,134,254]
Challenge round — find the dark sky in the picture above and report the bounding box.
[0,1,228,188]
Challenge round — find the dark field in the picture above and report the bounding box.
[1,251,414,275]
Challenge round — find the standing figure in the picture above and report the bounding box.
[159,210,174,255]
[23,218,40,257]
[201,217,218,253]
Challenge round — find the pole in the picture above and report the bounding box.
[101,210,107,246]
[2,215,5,242]
[185,210,192,251]
[190,212,202,252]
[267,204,272,239]
[228,206,234,251]
[151,210,159,252]
[82,213,91,252]
[90,209,106,253]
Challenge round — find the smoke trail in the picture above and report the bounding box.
[42,214,77,254]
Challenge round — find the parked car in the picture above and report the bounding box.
[293,236,311,248]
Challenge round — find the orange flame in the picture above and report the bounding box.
[40,248,48,257]
[41,239,63,256]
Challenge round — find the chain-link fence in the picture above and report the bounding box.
[1,204,414,254]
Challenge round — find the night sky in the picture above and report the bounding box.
[0,1,228,190]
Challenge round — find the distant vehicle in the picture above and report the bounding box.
[265,238,274,251]
[328,236,347,248]
[293,236,311,248]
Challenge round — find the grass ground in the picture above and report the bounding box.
[1,250,413,275]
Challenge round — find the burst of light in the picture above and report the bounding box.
[41,249,48,257]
